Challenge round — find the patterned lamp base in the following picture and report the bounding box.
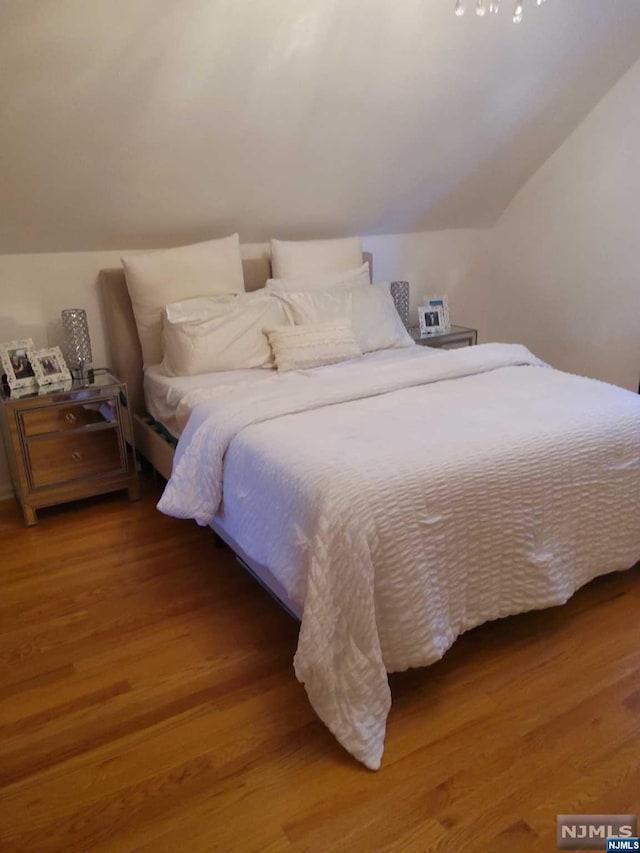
[61,308,92,378]
[390,281,410,328]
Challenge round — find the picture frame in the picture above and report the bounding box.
[30,346,72,386]
[423,296,451,330]
[418,305,447,337]
[0,338,37,391]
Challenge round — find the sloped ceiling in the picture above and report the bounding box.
[1,0,639,253]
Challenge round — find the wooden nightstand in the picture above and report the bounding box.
[410,325,478,348]
[0,369,140,525]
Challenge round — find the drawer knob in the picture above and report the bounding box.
[71,451,83,462]
[65,412,77,424]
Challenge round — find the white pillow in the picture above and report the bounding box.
[265,262,370,294]
[161,292,289,376]
[270,237,363,279]
[122,234,245,367]
[164,294,237,323]
[273,288,353,326]
[349,283,415,353]
[273,283,414,354]
[265,320,362,372]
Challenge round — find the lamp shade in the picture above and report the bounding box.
[61,308,92,374]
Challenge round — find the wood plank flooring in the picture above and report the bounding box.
[0,477,638,852]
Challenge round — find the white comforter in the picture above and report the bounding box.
[158,344,640,769]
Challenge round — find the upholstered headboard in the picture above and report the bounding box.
[99,251,373,416]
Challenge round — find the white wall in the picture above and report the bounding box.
[484,58,640,392]
[2,2,639,253]
[363,230,489,334]
[0,229,489,497]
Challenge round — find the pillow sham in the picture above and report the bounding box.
[265,262,370,294]
[265,320,362,372]
[122,233,245,367]
[350,282,415,353]
[273,283,414,353]
[273,288,353,326]
[161,292,289,376]
[163,294,237,324]
[270,236,363,279]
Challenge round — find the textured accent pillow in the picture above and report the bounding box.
[265,320,362,372]
[161,292,289,376]
[265,262,370,294]
[122,234,245,366]
[270,237,363,279]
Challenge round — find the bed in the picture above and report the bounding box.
[99,250,375,619]
[99,251,640,770]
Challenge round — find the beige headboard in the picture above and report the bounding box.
[99,251,373,416]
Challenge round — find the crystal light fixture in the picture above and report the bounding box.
[454,0,547,21]
[61,308,92,378]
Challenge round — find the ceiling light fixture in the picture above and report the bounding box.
[454,0,547,22]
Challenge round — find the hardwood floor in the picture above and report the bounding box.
[0,477,638,852]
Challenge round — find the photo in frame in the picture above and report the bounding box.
[418,305,446,337]
[30,346,72,386]
[0,338,37,390]
[423,296,451,330]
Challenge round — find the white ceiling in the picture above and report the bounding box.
[1,0,639,253]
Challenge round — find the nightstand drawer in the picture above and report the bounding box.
[26,428,125,488]
[21,400,116,437]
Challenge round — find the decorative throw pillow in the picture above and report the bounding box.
[270,236,363,279]
[161,292,289,376]
[265,262,370,294]
[122,233,245,366]
[265,320,363,372]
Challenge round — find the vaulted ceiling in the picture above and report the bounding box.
[1,0,639,253]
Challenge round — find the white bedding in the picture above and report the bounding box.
[144,365,276,437]
[157,344,640,769]
[144,348,428,436]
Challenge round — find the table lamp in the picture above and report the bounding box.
[61,308,92,379]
